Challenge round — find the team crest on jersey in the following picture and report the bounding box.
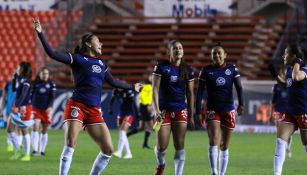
[286,78,292,87]
[216,77,226,86]
[98,60,104,66]
[170,75,178,82]
[39,88,47,93]
[225,69,231,75]
[92,65,102,73]
[71,109,79,118]
[45,84,50,88]
[207,111,215,119]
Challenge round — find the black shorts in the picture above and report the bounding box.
[139,104,153,121]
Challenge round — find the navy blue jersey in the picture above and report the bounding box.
[285,67,307,115]
[199,64,240,112]
[32,80,56,109]
[272,84,288,113]
[15,76,31,107]
[153,61,194,112]
[113,89,136,116]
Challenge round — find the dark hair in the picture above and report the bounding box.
[212,41,225,51]
[74,33,95,54]
[168,40,188,81]
[288,44,305,60]
[19,61,32,80]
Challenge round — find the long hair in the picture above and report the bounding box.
[74,33,95,54]
[288,44,305,60]
[19,61,32,80]
[167,40,188,81]
[34,67,50,83]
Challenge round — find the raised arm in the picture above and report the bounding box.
[33,19,72,64]
[292,58,307,81]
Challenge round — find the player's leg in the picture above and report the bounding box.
[86,123,113,175]
[31,119,41,155]
[286,136,293,158]
[171,122,187,175]
[20,127,31,161]
[5,114,14,152]
[40,123,49,156]
[299,129,307,153]
[274,122,295,175]
[219,126,233,175]
[207,121,221,175]
[143,119,153,149]
[59,121,82,175]
[7,118,22,160]
[121,119,133,159]
[154,124,171,175]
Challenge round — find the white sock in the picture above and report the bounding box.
[89,152,112,175]
[154,146,166,165]
[40,133,48,153]
[59,146,75,175]
[219,149,229,175]
[174,149,185,175]
[31,131,39,152]
[274,138,287,175]
[18,135,23,146]
[304,145,307,153]
[122,131,132,155]
[116,130,126,154]
[23,134,31,155]
[208,145,218,175]
[7,135,13,146]
[8,132,20,150]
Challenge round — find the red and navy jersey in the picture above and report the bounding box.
[69,53,109,107]
[272,84,288,113]
[285,67,307,115]
[113,89,136,116]
[199,64,240,112]
[153,61,194,112]
[32,80,56,110]
[14,76,31,107]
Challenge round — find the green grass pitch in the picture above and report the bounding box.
[0,129,306,175]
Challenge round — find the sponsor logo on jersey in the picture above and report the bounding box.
[170,75,178,82]
[216,77,226,86]
[92,65,102,73]
[286,78,292,87]
[225,69,231,75]
[39,88,47,93]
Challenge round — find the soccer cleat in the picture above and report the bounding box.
[143,145,152,149]
[20,155,30,161]
[113,151,122,158]
[9,150,23,160]
[41,152,45,156]
[123,153,133,159]
[31,151,41,157]
[154,164,165,175]
[7,145,14,152]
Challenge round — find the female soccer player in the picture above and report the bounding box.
[109,87,137,159]
[8,62,33,161]
[152,40,195,175]
[196,43,244,175]
[270,44,307,175]
[31,67,56,156]
[33,19,142,175]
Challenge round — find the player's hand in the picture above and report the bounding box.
[237,105,244,116]
[134,83,143,92]
[188,117,195,130]
[155,111,164,122]
[33,18,42,33]
[294,57,304,67]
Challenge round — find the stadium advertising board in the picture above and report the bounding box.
[0,0,56,11]
[144,0,231,17]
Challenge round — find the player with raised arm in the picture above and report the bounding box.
[33,19,142,175]
[196,42,244,175]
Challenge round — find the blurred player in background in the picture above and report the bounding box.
[127,75,154,149]
[31,67,56,156]
[269,44,307,175]
[152,40,195,175]
[34,19,142,175]
[196,43,244,175]
[8,62,34,161]
[270,68,292,158]
[109,86,138,159]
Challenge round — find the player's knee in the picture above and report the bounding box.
[156,146,167,152]
[220,144,228,151]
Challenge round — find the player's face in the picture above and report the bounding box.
[169,42,184,62]
[90,36,103,55]
[211,46,226,66]
[16,65,22,75]
[40,69,49,81]
[283,47,294,65]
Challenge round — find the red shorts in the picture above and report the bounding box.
[205,110,236,129]
[117,115,134,126]
[63,99,104,127]
[161,109,188,126]
[280,114,307,130]
[18,105,33,121]
[33,108,51,125]
[273,112,285,122]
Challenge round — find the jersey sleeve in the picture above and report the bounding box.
[233,65,240,78]
[187,66,195,82]
[152,63,163,76]
[300,66,307,78]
